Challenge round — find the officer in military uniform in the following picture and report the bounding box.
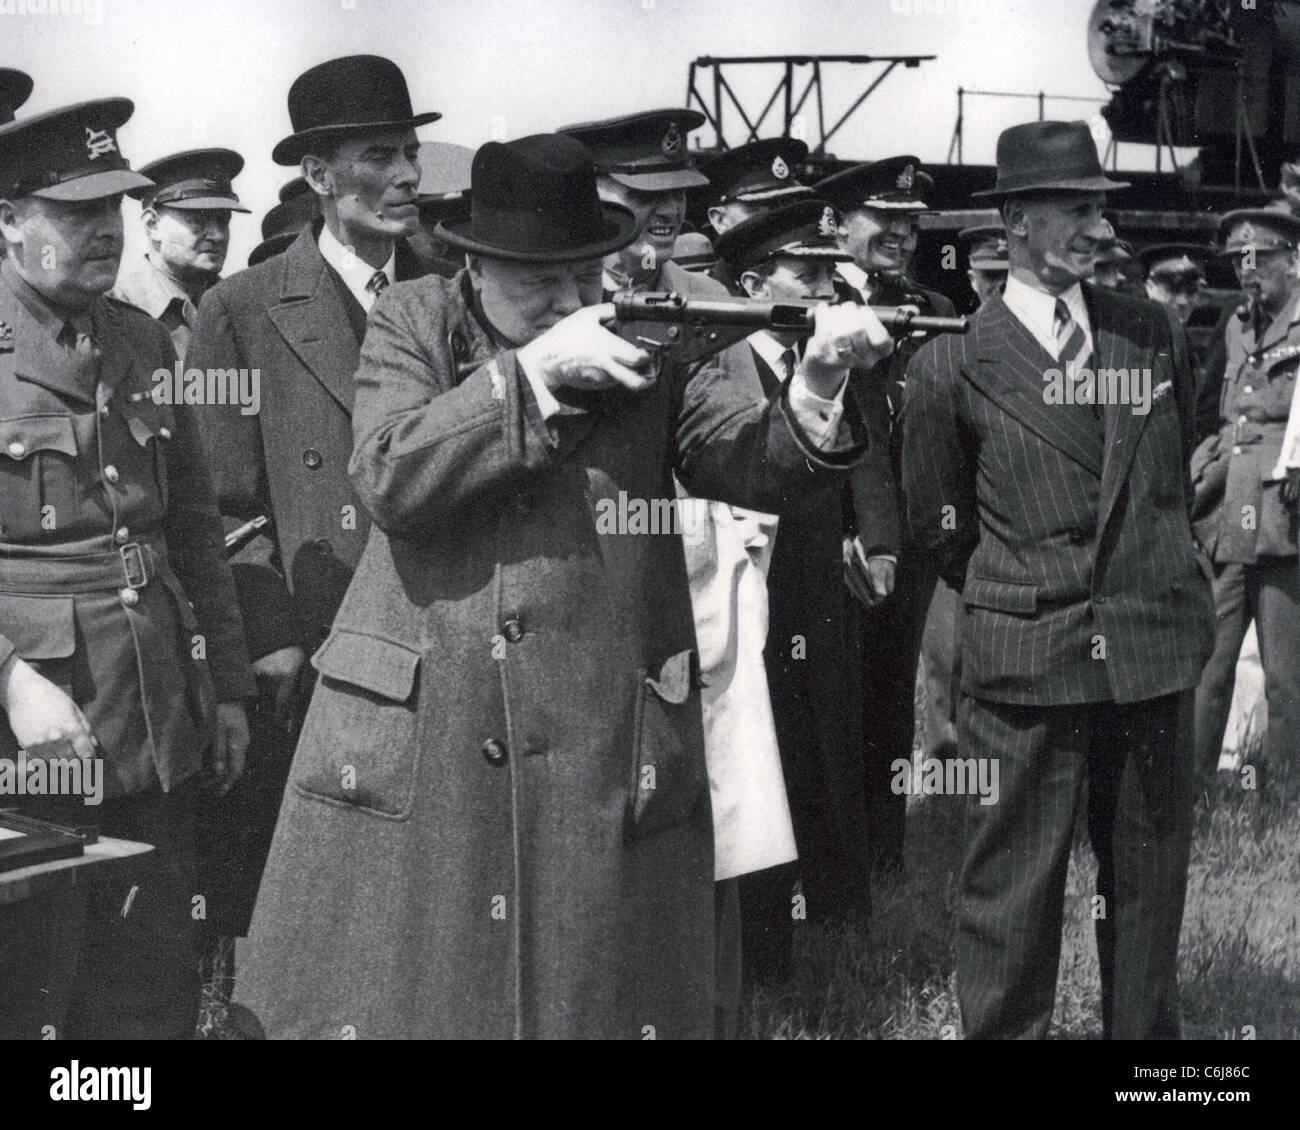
[1191,208,1300,785]
[816,155,956,870]
[0,99,253,1039]
[958,223,1008,306]
[112,149,251,358]
[696,137,814,293]
[1138,242,1212,329]
[559,109,722,300]
[1093,232,1142,295]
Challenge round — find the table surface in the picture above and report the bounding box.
[0,837,153,907]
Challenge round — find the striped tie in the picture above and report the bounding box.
[1054,298,1097,418]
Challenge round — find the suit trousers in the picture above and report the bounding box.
[856,551,937,870]
[920,579,963,760]
[0,782,202,1039]
[1192,557,1300,781]
[955,692,1192,1040]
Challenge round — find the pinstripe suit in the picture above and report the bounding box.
[902,284,1215,1038]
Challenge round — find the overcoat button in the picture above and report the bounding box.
[158,426,171,440]
[313,538,331,555]
[114,526,130,544]
[1233,445,1242,454]
[481,738,508,766]
[118,587,140,607]
[303,448,323,468]
[7,440,25,458]
[502,618,525,643]
[103,464,119,484]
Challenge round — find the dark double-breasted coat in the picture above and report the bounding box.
[234,271,868,1039]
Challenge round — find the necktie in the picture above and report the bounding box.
[1054,299,1097,419]
[59,319,100,390]
[365,270,390,305]
[779,347,797,385]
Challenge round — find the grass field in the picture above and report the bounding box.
[741,741,1300,1040]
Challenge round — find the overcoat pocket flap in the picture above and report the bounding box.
[0,415,76,459]
[3,594,76,659]
[312,629,421,702]
[629,648,706,838]
[963,576,1038,615]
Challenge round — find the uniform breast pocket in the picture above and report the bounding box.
[292,628,423,820]
[0,415,78,540]
[626,648,708,840]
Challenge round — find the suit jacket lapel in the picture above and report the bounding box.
[1090,284,1157,534]
[962,294,1104,477]
[267,224,364,414]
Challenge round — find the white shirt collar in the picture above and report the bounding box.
[317,222,396,312]
[836,260,870,298]
[748,329,798,376]
[1002,275,1091,361]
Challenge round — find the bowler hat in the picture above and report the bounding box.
[0,69,33,125]
[972,121,1129,198]
[559,109,709,192]
[272,55,441,166]
[436,133,638,263]
[1215,208,1300,255]
[816,155,934,214]
[698,138,812,205]
[0,98,153,202]
[716,199,849,272]
[132,148,251,212]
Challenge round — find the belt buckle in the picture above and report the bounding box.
[120,542,152,589]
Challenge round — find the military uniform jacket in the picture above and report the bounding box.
[902,285,1214,706]
[234,271,868,1040]
[185,220,423,660]
[1199,291,1300,562]
[111,252,209,361]
[0,264,253,796]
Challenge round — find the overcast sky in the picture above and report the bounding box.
[2,0,1140,266]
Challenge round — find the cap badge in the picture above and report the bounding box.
[996,238,1008,256]
[896,163,915,191]
[662,122,682,157]
[1238,222,1256,246]
[818,205,837,238]
[85,127,117,161]
[771,154,789,180]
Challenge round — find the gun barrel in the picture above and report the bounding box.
[612,291,967,335]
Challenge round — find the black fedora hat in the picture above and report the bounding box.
[972,120,1129,199]
[0,69,33,125]
[272,55,441,166]
[436,134,638,263]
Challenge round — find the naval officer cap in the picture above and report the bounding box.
[815,155,935,215]
[715,198,851,272]
[958,223,1008,270]
[0,98,153,201]
[0,69,33,125]
[131,148,251,212]
[697,138,813,205]
[1216,207,1300,255]
[559,108,709,192]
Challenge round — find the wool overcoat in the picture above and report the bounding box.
[235,272,868,1039]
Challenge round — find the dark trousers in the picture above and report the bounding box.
[920,578,963,760]
[1193,557,1300,780]
[0,782,202,1040]
[955,692,1192,1040]
[856,552,937,870]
